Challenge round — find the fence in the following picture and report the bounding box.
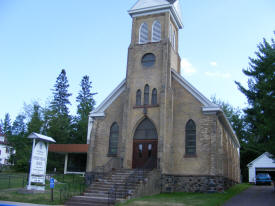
[0,174,28,190]
[0,173,86,202]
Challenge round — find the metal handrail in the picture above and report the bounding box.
[123,157,157,199]
[95,157,121,174]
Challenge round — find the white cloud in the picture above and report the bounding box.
[210,61,217,67]
[181,58,197,76]
[204,71,231,79]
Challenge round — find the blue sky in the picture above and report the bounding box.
[0,0,274,121]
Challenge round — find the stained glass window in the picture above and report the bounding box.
[185,120,196,155]
[108,122,119,155]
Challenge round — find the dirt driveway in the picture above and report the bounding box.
[223,185,275,206]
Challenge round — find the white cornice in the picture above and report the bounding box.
[172,69,240,148]
[129,4,183,29]
[90,79,126,117]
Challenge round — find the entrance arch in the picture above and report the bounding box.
[132,118,158,169]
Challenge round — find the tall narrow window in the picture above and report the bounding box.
[136,89,141,106]
[152,88,157,105]
[139,23,148,44]
[173,31,176,49]
[185,120,196,156]
[169,23,172,43]
[152,20,161,42]
[144,84,149,105]
[108,122,119,156]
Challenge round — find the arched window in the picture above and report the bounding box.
[136,89,141,106]
[144,84,149,105]
[134,118,158,140]
[108,122,119,156]
[185,120,196,156]
[152,88,157,105]
[139,23,149,44]
[152,20,161,42]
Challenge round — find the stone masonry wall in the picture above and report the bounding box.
[161,174,237,193]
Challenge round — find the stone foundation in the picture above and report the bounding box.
[161,174,237,193]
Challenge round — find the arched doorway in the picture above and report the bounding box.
[132,118,158,169]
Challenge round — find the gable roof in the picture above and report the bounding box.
[129,0,183,29]
[247,152,275,167]
[171,69,218,108]
[171,69,240,148]
[90,79,126,117]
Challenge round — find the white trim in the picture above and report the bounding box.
[28,132,56,143]
[129,5,183,29]
[247,152,272,167]
[217,111,240,148]
[90,79,126,117]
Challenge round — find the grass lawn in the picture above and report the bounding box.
[116,183,251,206]
[0,173,85,205]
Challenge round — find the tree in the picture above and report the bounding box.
[7,114,31,171]
[47,69,72,144]
[50,69,72,116]
[45,69,72,172]
[12,114,26,136]
[27,103,43,134]
[235,34,275,156]
[73,75,96,143]
[2,113,12,136]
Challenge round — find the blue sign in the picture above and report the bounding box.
[50,178,54,189]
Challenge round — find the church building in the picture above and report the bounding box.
[86,0,240,192]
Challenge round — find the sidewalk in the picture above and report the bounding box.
[0,201,63,206]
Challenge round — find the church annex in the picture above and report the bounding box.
[86,0,240,193]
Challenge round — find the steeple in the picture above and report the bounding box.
[129,0,183,29]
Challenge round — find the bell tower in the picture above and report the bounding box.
[120,0,184,170]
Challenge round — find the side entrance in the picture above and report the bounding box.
[132,118,158,169]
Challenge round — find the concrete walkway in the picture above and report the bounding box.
[0,201,63,206]
[223,185,275,206]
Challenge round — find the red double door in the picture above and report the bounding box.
[132,139,158,169]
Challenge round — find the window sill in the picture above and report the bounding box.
[107,154,117,157]
[133,104,159,109]
[184,154,197,158]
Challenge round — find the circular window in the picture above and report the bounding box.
[141,53,156,67]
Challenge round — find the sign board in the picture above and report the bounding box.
[50,178,55,189]
[27,133,55,191]
[30,141,47,176]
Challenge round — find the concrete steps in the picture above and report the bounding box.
[65,169,149,206]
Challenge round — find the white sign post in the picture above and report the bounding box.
[27,133,55,191]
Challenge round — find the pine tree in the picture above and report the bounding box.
[12,114,26,136]
[235,33,275,156]
[2,113,12,136]
[27,103,43,134]
[73,75,96,143]
[50,69,72,116]
[47,69,72,144]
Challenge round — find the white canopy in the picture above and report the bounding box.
[28,132,56,143]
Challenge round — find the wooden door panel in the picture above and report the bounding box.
[132,139,157,169]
